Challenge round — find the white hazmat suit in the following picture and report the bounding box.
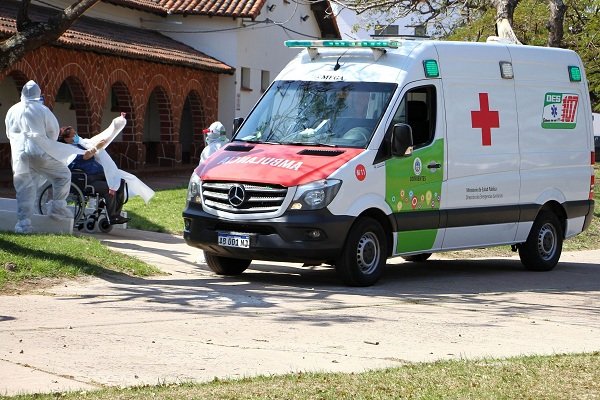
[5,80,82,233]
[200,121,228,164]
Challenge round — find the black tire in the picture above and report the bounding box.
[38,182,85,223]
[84,216,97,233]
[519,211,563,271]
[402,253,432,262]
[335,217,387,286]
[98,216,114,233]
[205,252,251,275]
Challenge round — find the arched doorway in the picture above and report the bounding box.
[53,78,92,137]
[180,90,205,164]
[143,87,172,165]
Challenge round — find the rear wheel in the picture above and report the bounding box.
[205,252,251,275]
[335,217,387,286]
[402,253,432,262]
[38,183,85,223]
[518,211,563,271]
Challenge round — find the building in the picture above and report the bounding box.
[0,0,339,177]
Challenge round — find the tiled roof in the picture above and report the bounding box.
[104,0,267,19]
[0,1,234,74]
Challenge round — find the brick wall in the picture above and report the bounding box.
[1,45,220,171]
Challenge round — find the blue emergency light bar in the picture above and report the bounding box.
[285,40,400,49]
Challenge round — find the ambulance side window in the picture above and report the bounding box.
[376,85,437,163]
[396,86,436,148]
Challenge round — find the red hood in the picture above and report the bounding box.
[195,143,364,187]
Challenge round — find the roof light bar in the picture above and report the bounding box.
[285,40,399,49]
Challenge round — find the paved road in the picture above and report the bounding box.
[1,228,599,396]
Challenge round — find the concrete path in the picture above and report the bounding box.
[1,228,599,396]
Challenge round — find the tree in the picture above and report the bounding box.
[327,0,567,46]
[448,0,600,111]
[0,0,100,72]
[327,0,598,110]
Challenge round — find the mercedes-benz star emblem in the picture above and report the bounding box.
[228,184,246,207]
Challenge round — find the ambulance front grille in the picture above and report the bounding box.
[202,181,288,214]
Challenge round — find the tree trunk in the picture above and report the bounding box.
[0,0,99,72]
[492,0,522,44]
[547,0,567,47]
[493,0,520,25]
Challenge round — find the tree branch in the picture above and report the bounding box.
[0,0,100,72]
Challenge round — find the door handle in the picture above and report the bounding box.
[428,162,441,169]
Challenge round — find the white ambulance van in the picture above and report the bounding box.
[183,39,595,286]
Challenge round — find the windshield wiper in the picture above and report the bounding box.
[281,141,338,147]
[234,139,280,145]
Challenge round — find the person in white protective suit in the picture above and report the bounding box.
[67,112,155,207]
[200,121,228,163]
[5,80,86,233]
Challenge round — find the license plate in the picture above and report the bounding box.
[218,233,250,248]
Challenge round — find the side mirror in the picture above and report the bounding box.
[391,123,413,157]
[233,117,244,134]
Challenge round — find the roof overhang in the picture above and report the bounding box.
[0,0,234,74]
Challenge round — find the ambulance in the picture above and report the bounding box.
[183,38,595,286]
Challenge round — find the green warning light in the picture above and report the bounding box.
[568,66,581,82]
[423,60,439,78]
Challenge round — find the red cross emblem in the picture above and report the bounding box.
[471,93,499,146]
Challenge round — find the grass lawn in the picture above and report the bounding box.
[2,353,599,399]
[0,232,160,293]
[124,185,188,234]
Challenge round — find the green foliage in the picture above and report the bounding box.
[446,0,600,111]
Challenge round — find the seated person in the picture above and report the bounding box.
[59,126,129,225]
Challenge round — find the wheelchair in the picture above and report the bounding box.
[37,169,128,233]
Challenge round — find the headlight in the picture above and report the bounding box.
[289,179,342,210]
[187,173,202,203]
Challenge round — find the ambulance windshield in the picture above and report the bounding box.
[233,81,396,148]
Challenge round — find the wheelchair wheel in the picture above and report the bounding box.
[98,216,113,233]
[84,215,97,233]
[38,183,85,222]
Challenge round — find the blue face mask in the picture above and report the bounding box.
[73,134,80,144]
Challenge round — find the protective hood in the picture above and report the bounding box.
[203,121,226,144]
[21,80,42,102]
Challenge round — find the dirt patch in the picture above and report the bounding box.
[0,277,84,296]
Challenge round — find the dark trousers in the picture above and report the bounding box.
[86,174,125,218]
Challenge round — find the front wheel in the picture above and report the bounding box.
[98,216,114,233]
[335,217,387,286]
[518,211,563,271]
[205,253,251,275]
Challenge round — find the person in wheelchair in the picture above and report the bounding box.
[59,126,129,225]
